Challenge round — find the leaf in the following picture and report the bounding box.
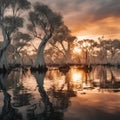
[4,16,23,32]
[13,32,32,41]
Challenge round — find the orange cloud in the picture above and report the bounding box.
[30,0,120,39]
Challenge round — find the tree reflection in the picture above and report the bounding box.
[93,66,120,90]
[54,70,76,109]
[62,66,120,92]
[12,69,32,107]
[27,71,64,120]
[47,69,76,111]
[0,73,23,120]
[102,67,120,89]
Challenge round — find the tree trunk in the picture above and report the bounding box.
[0,39,10,70]
[33,38,48,68]
[66,41,71,64]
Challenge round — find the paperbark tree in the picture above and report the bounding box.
[0,0,30,70]
[78,39,97,65]
[99,39,120,64]
[28,2,63,69]
[50,25,76,64]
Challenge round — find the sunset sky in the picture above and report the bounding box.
[31,0,120,40]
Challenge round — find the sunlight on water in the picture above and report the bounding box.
[71,69,82,83]
[69,68,83,91]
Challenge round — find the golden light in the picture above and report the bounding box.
[77,35,97,41]
[70,68,83,83]
[72,72,82,83]
[73,39,82,54]
[69,68,84,90]
[73,47,82,54]
[82,42,91,47]
[77,35,88,40]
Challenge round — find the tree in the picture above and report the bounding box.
[78,39,97,64]
[28,2,63,69]
[50,25,76,64]
[0,0,31,70]
[44,25,76,65]
[100,39,120,64]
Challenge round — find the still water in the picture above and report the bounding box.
[0,66,120,120]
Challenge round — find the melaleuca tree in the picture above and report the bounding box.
[50,25,76,64]
[0,0,31,70]
[27,2,63,69]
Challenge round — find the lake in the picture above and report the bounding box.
[0,66,120,120]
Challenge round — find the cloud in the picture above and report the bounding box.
[30,0,120,20]
[30,0,88,13]
[91,0,120,21]
[29,0,120,39]
[30,0,120,21]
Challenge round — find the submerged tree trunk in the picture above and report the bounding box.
[0,39,11,70]
[33,43,46,68]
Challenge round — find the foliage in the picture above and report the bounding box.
[28,2,63,40]
[13,32,32,41]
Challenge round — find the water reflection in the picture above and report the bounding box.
[47,70,76,111]
[0,73,23,120]
[66,66,120,93]
[0,66,120,120]
[27,71,64,120]
[12,70,33,107]
[92,66,120,91]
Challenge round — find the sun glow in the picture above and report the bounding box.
[72,73,82,83]
[73,39,82,54]
[71,69,83,83]
[77,35,98,41]
[73,47,82,54]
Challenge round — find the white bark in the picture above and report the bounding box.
[33,40,46,68]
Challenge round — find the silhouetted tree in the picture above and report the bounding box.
[100,39,120,64]
[49,25,76,64]
[78,39,97,64]
[0,0,31,70]
[28,2,63,69]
